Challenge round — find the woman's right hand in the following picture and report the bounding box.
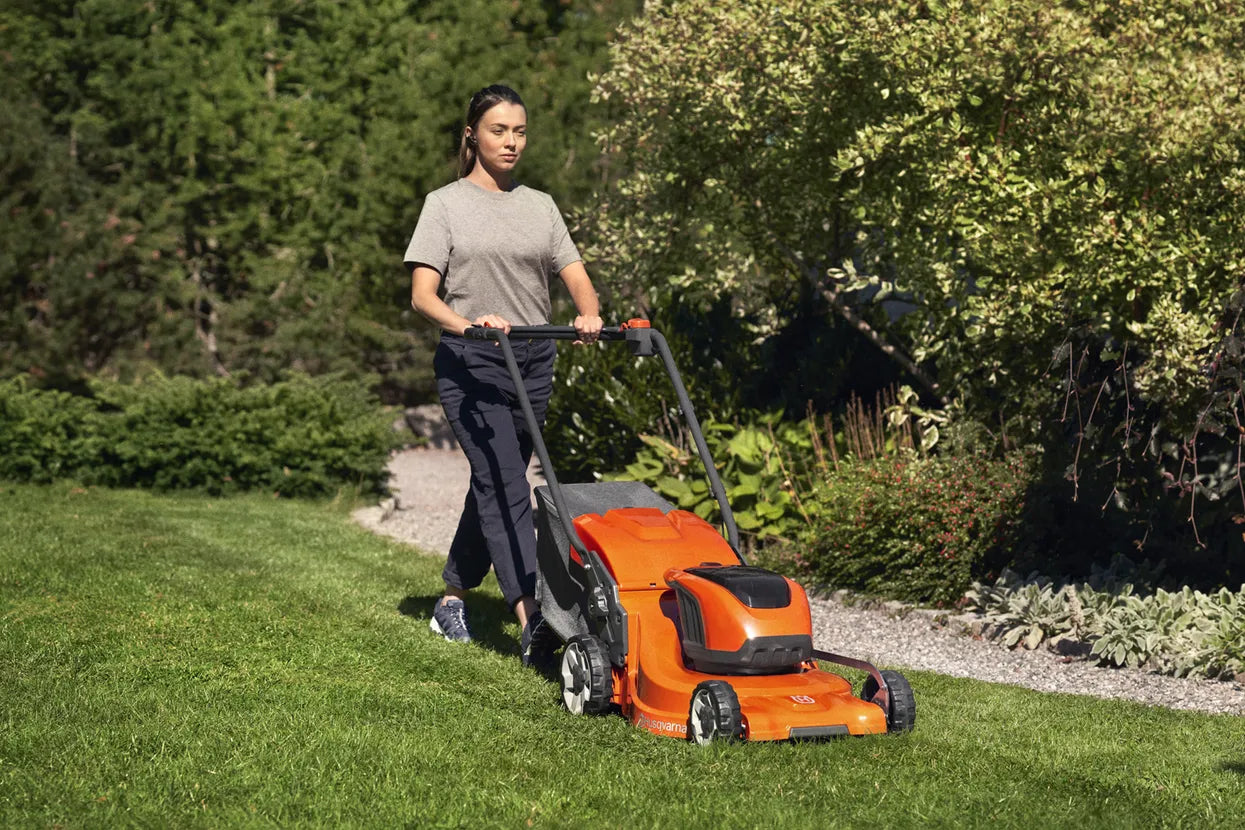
[469,314,512,335]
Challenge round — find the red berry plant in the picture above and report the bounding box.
[795,451,1032,606]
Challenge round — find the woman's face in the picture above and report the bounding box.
[469,102,527,175]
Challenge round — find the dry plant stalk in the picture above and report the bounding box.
[838,388,913,461]
[806,400,832,475]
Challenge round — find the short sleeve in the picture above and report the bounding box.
[403,194,451,274]
[548,199,582,274]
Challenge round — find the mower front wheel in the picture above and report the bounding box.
[862,669,916,733]
[560,635,613,715]
[688,680,744,746]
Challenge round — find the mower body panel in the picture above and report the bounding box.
[614,588,887,740]
[572,507,737,588]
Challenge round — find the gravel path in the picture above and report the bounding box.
[355,447,1245,716]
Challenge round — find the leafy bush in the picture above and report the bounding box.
[610,380,1033,606]
[618,415,813,544]
[583,0,1245,585]
[0,374,398,496]
[0,376,98,483]
[613,389,1034,607]
[965,562,1245,680]
[791,452,1033,606]
[615,383,952,545]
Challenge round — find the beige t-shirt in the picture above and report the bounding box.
[403,179,582,326]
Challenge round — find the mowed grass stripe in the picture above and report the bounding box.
[1,483,1242,828]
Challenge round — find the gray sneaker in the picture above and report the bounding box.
[430,597,471,643]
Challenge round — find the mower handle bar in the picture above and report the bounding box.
[463,323,742,559]
[473,324,629,341]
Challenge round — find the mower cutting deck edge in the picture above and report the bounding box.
[465,321,915,744]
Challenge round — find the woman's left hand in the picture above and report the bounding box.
[573,314,603,345]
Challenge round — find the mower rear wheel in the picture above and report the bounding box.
[560,635,612,715]
[862,670,916,733]
[688,680,744,746]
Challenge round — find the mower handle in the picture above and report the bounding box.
[463,324,634,342]
[462,323,742,558]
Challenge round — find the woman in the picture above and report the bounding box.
[405,84,603,661]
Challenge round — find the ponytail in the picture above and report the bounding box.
[457,131,477,179]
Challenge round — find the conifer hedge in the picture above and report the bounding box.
[0,374,398,496]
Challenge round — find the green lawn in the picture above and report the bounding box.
[1,483,1242,828]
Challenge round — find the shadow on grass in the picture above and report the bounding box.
[1219,760,1245,776]
[398,593,520,660]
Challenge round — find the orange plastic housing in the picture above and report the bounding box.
[572,508,729,589]
[663,567,812,654]
[571,507,888,740]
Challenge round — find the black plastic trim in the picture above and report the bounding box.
[683,633,813,675]
[789,725,850,740]
[673,586,706,648]
[685,565,792,609]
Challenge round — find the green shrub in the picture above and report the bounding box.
[0,376,98,483]
[613,392,1032,605]
[617,414,813,545]
[0,373,398,496]
[543,341,676,483]
[793,452,1033,606]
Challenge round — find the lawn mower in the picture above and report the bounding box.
[465,321,915,744]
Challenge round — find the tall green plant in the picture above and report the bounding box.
[617,393,955,549]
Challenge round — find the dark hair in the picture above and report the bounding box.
[458,85,526,178]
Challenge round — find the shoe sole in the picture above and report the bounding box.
[429,615,471,644]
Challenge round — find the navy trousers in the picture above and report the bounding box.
[434,334,556,608]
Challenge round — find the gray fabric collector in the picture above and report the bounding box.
[403,178,582,326]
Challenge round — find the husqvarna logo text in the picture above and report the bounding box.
[789,695,816,704]
[636,711,687,736]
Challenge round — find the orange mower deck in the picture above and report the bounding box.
[571,507,890,741]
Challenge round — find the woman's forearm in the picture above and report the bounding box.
[411,266,472,334]
[559,261,600,318]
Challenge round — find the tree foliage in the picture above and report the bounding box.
[1,0,636,399]
[584,0,1245,560]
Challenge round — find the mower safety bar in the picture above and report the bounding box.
[463,324,742,559]
[812,649,890,712]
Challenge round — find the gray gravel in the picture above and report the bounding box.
[355,447,1245,716]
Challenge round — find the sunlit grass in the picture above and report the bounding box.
[1,483,1242,828]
